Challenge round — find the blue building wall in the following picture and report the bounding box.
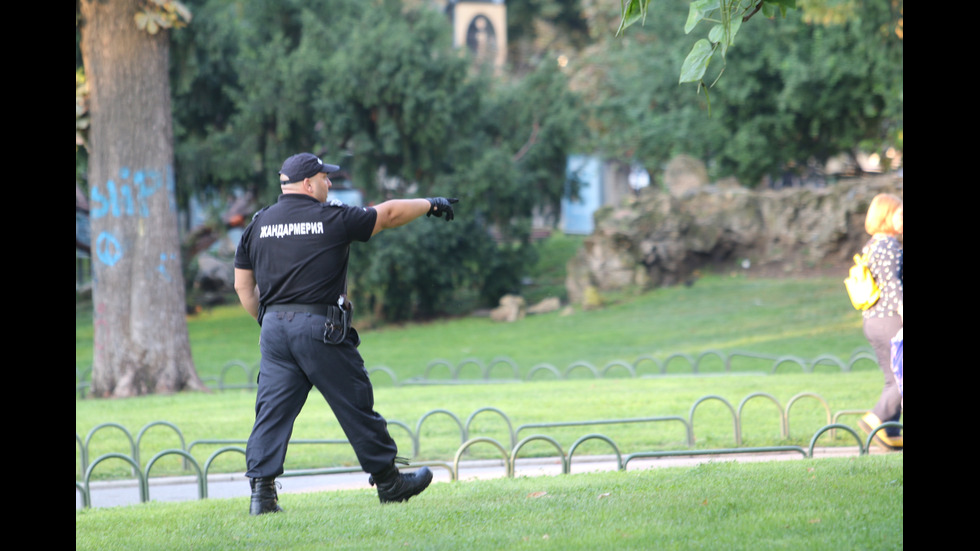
[561,154,603,235]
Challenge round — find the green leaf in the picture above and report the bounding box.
[708,7,745,57]
[708,23,730,57]
[728,8,743,39]
[684,0,720,34]
[708,23,727,44]
[617,0,652,36]
[680,39,716,83]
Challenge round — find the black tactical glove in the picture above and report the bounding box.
[426,197,459,221]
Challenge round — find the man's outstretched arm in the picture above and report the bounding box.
[372,197,458,235]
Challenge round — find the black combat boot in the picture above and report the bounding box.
[249,477,284,515]
[368,465,433,504]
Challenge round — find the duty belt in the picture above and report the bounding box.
[264,302,351,345]
[265,303,332,316]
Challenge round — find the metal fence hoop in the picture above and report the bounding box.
[385,419,418,458]
[601,360,635,379]
[689,395,739,446]
[808,424,866,456]
[76,480,89,508]
[770,356,808,374]
[454,437,511,478]
[219,360,253,390]
[808,355,847,373]
[454,358,486,380]
[424,359,454,380]
[76,433,87,480]
[511,435,567,476]
[526,363,561,381]
[847,350,878,371]
[144,449,205,502]
[84,423,138,477]
[737,392,786,440]
[785,393,831,439]
[136,421,187,471]
[84,453,146,507]
[695,350,729,373]
[416,409,466,456]
[663,353,697,374]
[632,355,664,375]
[367,366,399,387]
[830,409,867,440]
[203,446,247,498]
[464,407,516,449]
[567,434,623,472]
[487,356,520,380]
[564,361,599,379]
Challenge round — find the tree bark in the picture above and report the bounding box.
[79,0,207,397]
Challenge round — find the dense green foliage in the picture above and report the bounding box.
[619,0,799,87]
[79,0,902,320]
[167,0,581,320]
[589,0,903,186]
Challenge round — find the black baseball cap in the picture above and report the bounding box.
[279,153,340,184]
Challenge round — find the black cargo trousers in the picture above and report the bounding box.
[245,309,398,479]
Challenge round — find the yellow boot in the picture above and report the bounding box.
[858,412,903,451]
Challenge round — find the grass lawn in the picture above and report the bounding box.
[75,454,903,550]
[77,271,871,382]
[77,261,902,549]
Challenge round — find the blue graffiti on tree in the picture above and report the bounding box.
[158,252,179,282]
[90,166,178,274]
[95,231,124,267]
[90,166,169,219]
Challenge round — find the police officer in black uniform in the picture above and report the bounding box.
[234,152,458,515]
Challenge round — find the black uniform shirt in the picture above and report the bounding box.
[234,194,377,307]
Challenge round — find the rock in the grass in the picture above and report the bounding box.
[490,294,526,322]
[566,173,903,305]
[527,297,561,315]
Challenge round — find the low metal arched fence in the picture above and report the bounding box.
[77,394,902,508]
[466,407,516,449]
[568,434,623,472]
[690,395,740,445]
[510,435,567,477]
[215,361,259,390]
[75,348,878,396]
[78,418,902,508]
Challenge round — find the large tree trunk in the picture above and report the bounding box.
[79,0,207,397]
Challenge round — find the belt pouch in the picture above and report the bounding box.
[322,306,348,345]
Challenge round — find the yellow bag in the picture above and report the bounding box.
[844,252,880,310]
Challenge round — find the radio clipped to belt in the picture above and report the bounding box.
[322,294,353,345]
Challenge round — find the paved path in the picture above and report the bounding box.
[77,446,890,510]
